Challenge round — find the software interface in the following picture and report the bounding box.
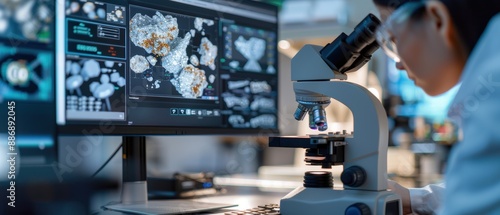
[57,0,278,131]
[0,0,56,163]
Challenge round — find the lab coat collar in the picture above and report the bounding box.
[447,13,500,123]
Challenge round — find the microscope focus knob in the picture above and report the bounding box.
[341,166,366,187]
[345,203,371,215]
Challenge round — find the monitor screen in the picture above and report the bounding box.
[56,0,279,135]
[0,0,56,164]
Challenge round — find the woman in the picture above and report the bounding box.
[373,0,500,214]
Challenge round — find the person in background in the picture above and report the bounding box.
[372,0,500,214]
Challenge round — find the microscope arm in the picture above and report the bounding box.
[268,13,402,215]
[293,80,389,191]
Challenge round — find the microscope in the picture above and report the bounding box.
[269,14,402,215]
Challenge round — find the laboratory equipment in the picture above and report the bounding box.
[55,0,279,214]
[269,14,403,215]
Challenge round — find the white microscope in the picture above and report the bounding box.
[269,14,402,215]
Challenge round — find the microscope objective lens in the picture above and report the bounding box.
[294,104,309,121]
[318,123,328,131]
[312,106,327,126]
[308,111,318,130]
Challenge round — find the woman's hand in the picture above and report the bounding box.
[387,180,412,215]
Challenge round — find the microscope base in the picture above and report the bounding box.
[280,187,402,215]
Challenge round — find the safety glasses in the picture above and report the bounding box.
[375,1,426,62]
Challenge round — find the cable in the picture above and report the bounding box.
[91,142,123,178]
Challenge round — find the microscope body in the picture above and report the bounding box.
[281,187,401,215]
[270,44,402,215]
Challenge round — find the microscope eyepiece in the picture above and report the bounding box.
[319,13,381,74]
[345,13,381,53]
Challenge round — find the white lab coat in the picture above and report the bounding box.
[409,183,445,214]
[408,13,500,215]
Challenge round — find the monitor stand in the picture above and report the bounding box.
[103,136,237,215]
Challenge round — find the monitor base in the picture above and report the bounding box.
[104,200,237,215]
[107,136,236,214]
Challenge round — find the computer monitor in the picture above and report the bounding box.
[0,0,57,166]
[56,0,279,135]
[55,0,279,213]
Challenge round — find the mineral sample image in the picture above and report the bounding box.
[128,6,218,100]
[66,0,126,25]
[221,23,277,74]
[129,11,178,57]
[0,0,53,43]
[234,36,265,72]
[65,58,126,113]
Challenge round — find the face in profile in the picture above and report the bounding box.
[375,2,466,96]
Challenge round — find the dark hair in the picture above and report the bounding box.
[373,0,500,55]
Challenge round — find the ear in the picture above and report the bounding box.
[424,1,455,47]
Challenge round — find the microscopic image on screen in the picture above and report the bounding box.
[0,46,53,101]
[221,23,277,74]
[222,78,277,129]
[65,0,126,25]
[0,0,53,43]
[65,58,126,113]
[128,5,219,100]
